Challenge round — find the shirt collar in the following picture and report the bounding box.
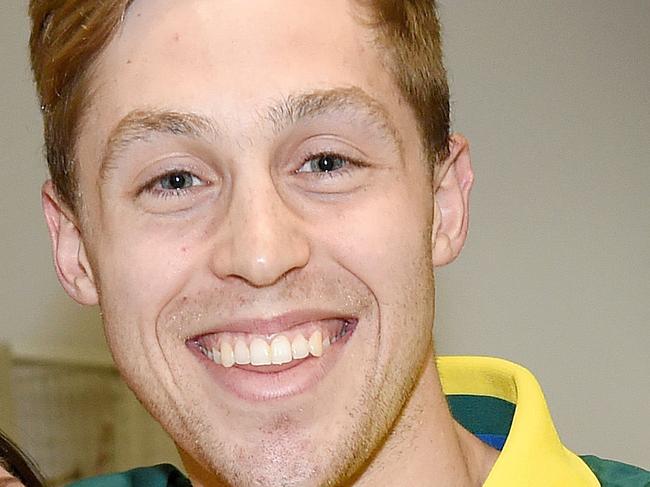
[438,356,600,486]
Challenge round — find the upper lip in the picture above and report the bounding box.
[188,308,355,339]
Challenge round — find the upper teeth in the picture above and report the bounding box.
[199,326,347,368]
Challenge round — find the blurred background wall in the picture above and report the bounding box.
[0,0,647,479]
[436,0,649,468]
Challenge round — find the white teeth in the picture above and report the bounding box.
[234,339,251,365]
[221,341,235,368]
[271,336,293,365]
[250,338,272,366]
[291,334,310,359]
[309,330,323,357]
[212,346,221,365]
[203,323,349,367]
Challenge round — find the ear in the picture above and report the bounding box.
[42,181,99,305]
[431,134,474,267]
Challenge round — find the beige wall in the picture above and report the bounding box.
[0,0,647,470]
[437,0,649,468]
[0,2,109,365]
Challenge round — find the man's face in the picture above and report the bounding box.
[73,0,439,484]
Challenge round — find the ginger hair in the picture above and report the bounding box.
[29,0,449,212]
[29,0,133,211]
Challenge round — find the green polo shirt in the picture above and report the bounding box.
[70,356,649,486]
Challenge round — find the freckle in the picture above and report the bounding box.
[173,32,180,42]
[126,59,132,64]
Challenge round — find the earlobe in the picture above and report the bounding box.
[431,134,474,267]
[42,181,99,305]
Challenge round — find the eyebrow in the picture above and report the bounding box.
[265,86,402,148]
[99,110,217,182]
[99,86,402,182]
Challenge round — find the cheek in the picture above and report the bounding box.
[320,182,435,394]
[92,217,204,342]
[322,183,435,318]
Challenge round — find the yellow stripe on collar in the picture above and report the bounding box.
[437,356,601,486]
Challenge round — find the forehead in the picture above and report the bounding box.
[75,0,422,185]
[85,0,390,125]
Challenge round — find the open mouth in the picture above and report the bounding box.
[186,317,358,400]
[192,319,355,367]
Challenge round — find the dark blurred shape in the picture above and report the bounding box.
[0,430,46,487]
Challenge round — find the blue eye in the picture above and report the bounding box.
[298,154,348,173]
[159,171,203,190]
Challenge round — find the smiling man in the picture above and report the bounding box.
[28,1,648,486]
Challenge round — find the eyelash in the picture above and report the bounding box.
[296,151,367,178]
[139,169,205,199]
[138,151,366,199]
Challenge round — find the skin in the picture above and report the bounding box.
[42,0,497,485]
[0,464,24,487]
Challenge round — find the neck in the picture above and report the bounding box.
[351,354,498,487]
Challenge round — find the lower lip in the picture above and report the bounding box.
[190,329,355,402]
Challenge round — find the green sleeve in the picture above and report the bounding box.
[581,455,650,487]
[68,464,191,487]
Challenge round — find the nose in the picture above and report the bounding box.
[210,177,310,287]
